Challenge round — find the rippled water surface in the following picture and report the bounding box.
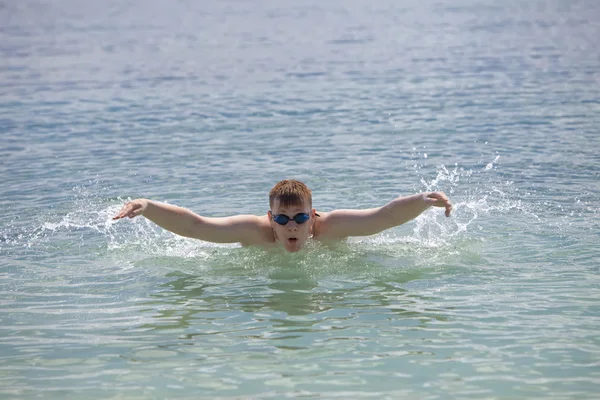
[1,0,600,398]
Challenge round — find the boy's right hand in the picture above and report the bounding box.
[113,199,149,220]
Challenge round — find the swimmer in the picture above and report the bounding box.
[113,179,452,253]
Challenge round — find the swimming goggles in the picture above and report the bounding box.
[271,213,310,225]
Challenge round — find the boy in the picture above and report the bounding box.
[113,179,452,253]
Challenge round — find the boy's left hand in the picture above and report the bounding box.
[425,192,452,217]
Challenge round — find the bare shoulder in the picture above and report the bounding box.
[313,210,346,239]
[313,207,382,240]
[229,214,274,245]
[211,213,268,225]
[192,213,274,245]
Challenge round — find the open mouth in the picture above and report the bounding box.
[287,237,298,244]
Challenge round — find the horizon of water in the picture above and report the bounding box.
[1,0,600,399]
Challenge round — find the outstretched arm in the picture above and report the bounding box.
[112,199,265,244]
[318,192,452,239]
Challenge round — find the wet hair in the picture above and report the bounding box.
[269,179,312,209]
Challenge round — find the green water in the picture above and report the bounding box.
[2,0,599,398]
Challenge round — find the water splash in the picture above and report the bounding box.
[1,186,230,264]
[412,160,540,247]
[485,155,500,170]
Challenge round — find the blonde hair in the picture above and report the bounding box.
[269,179,312,208]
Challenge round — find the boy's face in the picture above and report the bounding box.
[269,198,315,253]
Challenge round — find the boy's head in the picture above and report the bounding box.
[269,179,312,209]
[268,180,316,253]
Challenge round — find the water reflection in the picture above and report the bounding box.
[136,246,446,337]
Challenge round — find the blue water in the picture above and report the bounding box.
[1,0,599,398]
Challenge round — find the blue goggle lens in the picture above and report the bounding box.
[273,213,310,225]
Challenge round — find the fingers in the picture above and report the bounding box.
[426,192,447,205]
[424,193,442,205]
[427,192,448,201]
[112,207,126,220]
[129,207,142,218]
[112,202,140,220]
[426,192,452,217]
[112,209,128,220]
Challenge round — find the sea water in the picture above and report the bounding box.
[1,0,599,398]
